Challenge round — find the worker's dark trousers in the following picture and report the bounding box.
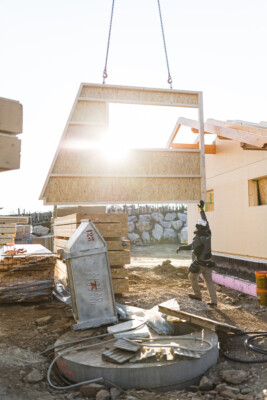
[188,266,217,303]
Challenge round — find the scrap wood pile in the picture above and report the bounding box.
[0,245,56,303]
[54,212,130,294]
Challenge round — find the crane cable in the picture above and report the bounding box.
[102,0,115,84]
[102,0,173,89]
[157,0,173,89]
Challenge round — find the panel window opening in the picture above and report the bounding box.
[248,177,267,206]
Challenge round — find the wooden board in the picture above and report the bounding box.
[0,97,23,134]
[52,149,200,176]
[0,134,21,171]
[111,267,128,278]
[0,216,29,224]
[44,176,201,205]
[158,304,241,333]
[40,83,205,205]
[54,222,128,238]
[54,213,128,226]
[54,237,130,251]
[108,250,130,266]
[55,206,106,218]
[0,224,16,234]
[112,278,129,294]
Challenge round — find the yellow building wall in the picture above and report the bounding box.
[188,139,267,260]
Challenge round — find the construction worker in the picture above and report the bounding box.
[176,200,217,307]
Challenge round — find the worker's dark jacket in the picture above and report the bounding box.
[179,210,212,266]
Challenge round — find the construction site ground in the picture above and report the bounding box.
[0,244,267,400]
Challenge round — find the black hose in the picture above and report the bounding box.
[219,331,267,363]
[245,333,267,355]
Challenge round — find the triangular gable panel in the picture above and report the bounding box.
[40,83,206,205]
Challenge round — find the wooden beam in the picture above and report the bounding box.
[158,304,241,333]
[210,119,267,137]
[191,127,230,140]
[0,97,23,134]
[0,134,21,171]
[79,84,200,108]
[241,143,267,151]
[170,143,216,154]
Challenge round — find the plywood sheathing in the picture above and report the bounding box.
[40,83,206,205]
[44,176,201,204]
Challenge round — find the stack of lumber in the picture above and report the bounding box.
[0,244,56,303]
[54,206,106,218]
[54,213,130,294]
[0,216,29,246]
[0,97,22,171]
[15,224,32,244]
[0,223,16,245]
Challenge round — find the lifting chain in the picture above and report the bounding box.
[157,0,173,89]
[102,0,173,89]
[102,0,115,84]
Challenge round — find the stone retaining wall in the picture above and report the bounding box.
[126,210,188,245]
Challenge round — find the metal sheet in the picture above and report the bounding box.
[64,221,117,330]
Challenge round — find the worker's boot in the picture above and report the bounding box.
[188,294,202,301]
[207,302,217,307]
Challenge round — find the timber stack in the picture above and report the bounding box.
[54,213,130,295]
[0,216,29,246]
[0,245,56,303]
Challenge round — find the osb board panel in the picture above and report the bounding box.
[52,149,200,176]
[55,206,106,218]
[259,178,267,205]
[54,222,128,238]
[71,101,107,123]
[0,97,23,134]
[0,134,21,171]
[54,212,128,226]
[80,84,199,107]
[112,278,129,294]
[63,125,107,146]
[44,177,201,204]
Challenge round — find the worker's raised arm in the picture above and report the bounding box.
[198,200,208,222]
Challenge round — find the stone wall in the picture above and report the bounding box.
[126,208,187,245]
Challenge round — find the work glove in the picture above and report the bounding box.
[198,200,205,209]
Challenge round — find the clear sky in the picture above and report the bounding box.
[0,0,267,213]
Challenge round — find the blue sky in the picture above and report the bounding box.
[0,0,266,213]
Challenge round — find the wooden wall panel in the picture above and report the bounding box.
[71,101,107,124]
[44,176,201,204]
[40,83,204,205]
[80,84,199,107]
[51,149,200,176]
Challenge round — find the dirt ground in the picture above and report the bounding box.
[0,245,266,400]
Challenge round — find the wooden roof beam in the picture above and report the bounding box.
[207,119,267,137]
[170,143,216,154]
